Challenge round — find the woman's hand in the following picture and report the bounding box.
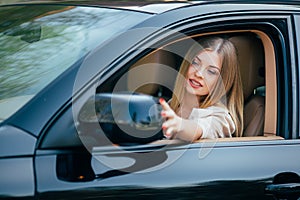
[159,98,203,142]
[159,98,183,139]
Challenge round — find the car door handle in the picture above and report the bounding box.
[265,183,300,198]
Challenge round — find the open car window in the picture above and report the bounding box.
[41,21,286,150]
[86,30,281,148]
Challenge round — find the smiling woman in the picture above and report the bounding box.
[0,4,151,121]
[159,36,243,141]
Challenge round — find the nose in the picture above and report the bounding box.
[194,68,205,78]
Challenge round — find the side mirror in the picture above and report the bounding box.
[78,92,164,145]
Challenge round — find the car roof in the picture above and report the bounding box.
[1,0,299,14]
[116,0,300,14]
[114,3,192,14]
[0,1,192,14]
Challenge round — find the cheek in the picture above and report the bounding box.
[186,66,194,77]
[205,78,219,90]
[185,69,194,82]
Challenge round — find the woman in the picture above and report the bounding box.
[159,36,243,142]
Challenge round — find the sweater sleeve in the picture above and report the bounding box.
[188,105,235,139]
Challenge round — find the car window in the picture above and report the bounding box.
[0,5,151,122]
[87,30,281,147]
[44,19,288,150]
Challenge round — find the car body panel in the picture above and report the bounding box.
[136,2,300,29]
[34,140,300,199]
[0,158,34,197]
[0,125,36,157]
[0,126,36,197]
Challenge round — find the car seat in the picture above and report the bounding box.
[229,34,265,136]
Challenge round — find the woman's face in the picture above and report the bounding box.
[185,50,222,97]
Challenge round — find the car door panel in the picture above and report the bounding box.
[0,158,35,198]
[35,139,300,199]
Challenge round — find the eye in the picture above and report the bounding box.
[207,68,219,75]
[192,60,198,66]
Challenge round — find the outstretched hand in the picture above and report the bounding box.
[159,98,183,139]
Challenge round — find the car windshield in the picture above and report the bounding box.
[0,5,151,122]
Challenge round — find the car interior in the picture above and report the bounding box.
[96,30,283,143]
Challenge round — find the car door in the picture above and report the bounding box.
[34,4,300,200]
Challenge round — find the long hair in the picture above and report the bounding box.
[170,36,244,137]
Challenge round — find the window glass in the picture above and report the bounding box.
[0,5,151,121]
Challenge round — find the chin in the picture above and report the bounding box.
[185,86,202,96]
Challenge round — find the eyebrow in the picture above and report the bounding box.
[195,56,221,72]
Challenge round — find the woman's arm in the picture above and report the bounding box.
[159,98,203,142]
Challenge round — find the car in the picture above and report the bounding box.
[1,0,300,199]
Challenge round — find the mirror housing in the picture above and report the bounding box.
[79,92,164,145]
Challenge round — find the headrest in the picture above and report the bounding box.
[229,34,265,100]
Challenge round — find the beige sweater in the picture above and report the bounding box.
[188,103,235,139]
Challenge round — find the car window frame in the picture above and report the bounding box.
[39,11,298,150]
[292,14,300,139]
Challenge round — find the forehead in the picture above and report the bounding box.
[194,50,222,69]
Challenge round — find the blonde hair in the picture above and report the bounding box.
[170,36,244,137]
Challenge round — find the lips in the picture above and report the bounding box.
[189,79,203,88]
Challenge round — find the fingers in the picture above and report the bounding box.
[162,113,183,140]
[159,98,181,139]
[159,98,171,111]
[164,127,174,139]
[159,98,175,119]
[162,118,177,129]
[161,110,175,119]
